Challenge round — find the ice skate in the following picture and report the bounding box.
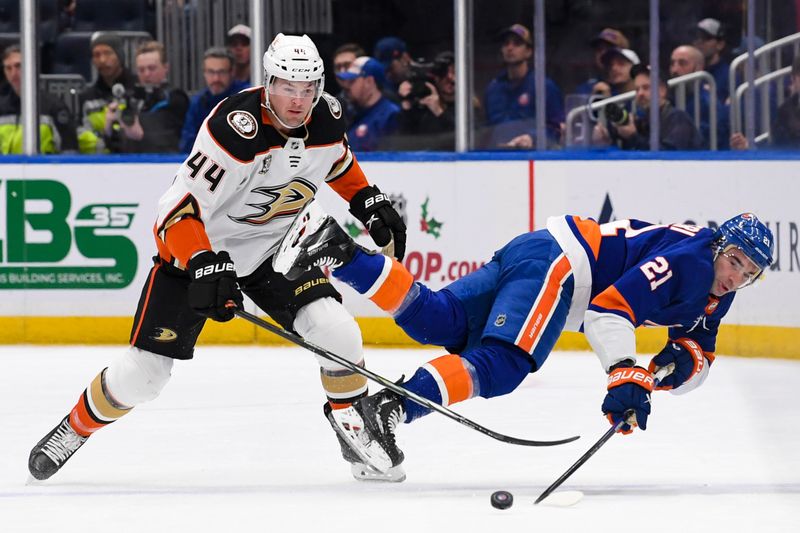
[324,390,405,476]
[325,402,406,482]
[273,199,361,280]
[28,416,89,480]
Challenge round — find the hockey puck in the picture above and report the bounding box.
[490,490,514,510]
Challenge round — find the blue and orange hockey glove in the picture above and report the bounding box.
[648,338,712,393]
[602,362,655,434]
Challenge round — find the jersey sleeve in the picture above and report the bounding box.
[154,107,253,267]
[324,134,369,202]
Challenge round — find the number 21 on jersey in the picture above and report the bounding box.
[640,256,672,290]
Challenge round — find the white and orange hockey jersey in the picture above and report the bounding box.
[154,87,370,276]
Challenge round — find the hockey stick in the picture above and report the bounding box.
[533,363,675,504]
[235,309,579,447]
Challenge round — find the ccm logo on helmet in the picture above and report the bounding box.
[195,263,235,278]
[364,193,389,208]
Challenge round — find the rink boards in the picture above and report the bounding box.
[0,155,798,358]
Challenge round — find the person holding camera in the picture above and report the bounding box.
[335,56,400,152]
[103,41,189,153]
[391,51,479,151]
[592,64,703,150]
[77,32,137,153]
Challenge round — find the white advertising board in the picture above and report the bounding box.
[1,159,797,329]
[534,160,799,327]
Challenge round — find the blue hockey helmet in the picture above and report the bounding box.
[714,213,774,272]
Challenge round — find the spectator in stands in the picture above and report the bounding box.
[592,47,639,98]
[373,36,413,101]
[669,44,730,149]
[332,42,365,124]
[731,55,800,150]
[77,32,137,153]
[483,23,565,148]
[336,56,399,152]
[0,44,77,154]
[593,64,703,150]
[574,28,630,95]
[179,47,250,153]
[102,41,189,153]
[227,24,252,84]
[693,18,730,102]
[391,51,464,150]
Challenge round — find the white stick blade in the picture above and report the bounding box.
[537,490,584,507]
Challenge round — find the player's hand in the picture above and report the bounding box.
[349,185,407,261]
[187,251,243,322]
[648,338,710,392]
[602,362,655,434]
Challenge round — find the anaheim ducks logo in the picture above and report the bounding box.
[151,327,178,342]
[322,93,342,119]
[227,111,258,139]
[229,177,317,225]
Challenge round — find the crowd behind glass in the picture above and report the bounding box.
[2,0,799,155]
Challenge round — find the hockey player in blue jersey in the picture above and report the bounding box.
[274,204,774,479]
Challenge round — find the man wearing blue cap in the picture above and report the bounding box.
[336,56,400,152]
[374,36,412,99]
[484,23,565,149]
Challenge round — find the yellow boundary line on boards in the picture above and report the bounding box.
[1,317,798,359]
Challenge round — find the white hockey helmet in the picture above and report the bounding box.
[263,33,325,125]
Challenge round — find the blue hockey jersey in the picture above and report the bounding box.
[547,215,732,370]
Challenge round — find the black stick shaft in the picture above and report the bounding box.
[235,309,579,447]
[533,364,674,504]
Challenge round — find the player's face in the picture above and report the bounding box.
[269,78,316,128]
[712,246,761,296]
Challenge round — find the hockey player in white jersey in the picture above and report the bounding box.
[28,33,407,482]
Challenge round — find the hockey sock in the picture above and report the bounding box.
[322,365,369,408]
[68,369,132,437]
[401,354,479,422]
[333,249,414,314]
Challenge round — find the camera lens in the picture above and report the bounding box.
[605,103,628,126]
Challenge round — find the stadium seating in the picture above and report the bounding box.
[51,32,94,81]
[72,0,148,32]
[0,0,18,33]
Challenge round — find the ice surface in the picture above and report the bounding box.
[1,346,798,532]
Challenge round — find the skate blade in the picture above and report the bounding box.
[351,463,406,483]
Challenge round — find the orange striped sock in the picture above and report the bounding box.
[422,354,475,406]
[68,369,132,437]
[364,255,414,314]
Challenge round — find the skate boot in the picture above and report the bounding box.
[28,416,89,480]
[325,389,405,476]
[325,402,406,482]
[273,199,362,280]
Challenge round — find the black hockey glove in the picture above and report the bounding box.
[602,362,655,434]
[187,251,243,322]
[349,185,407,261]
